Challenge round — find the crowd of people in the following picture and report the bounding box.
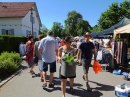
[19,31,108,97]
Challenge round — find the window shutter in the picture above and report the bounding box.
[1,29,5,35]
[10,29,14,35]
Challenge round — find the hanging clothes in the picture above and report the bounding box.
[121,41,128,65]
[116,41,123,64]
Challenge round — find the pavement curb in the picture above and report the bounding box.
[0,68,23,87]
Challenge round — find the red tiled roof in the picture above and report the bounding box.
[0,2,35,17]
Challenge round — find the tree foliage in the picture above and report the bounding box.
[64,11,91,36]
[91,25,102,32]
[51,22,63,37]
[98,0,130,30]
[39,24,48,36]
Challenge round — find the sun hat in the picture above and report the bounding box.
[84,32,92,37]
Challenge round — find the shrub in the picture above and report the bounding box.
[0,35,38,54]
[0,52,22,79]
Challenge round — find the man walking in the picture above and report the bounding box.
[77,32,96,91]
[38,30,59,88]
[34,34,44,82]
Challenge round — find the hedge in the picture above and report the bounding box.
[0,52,22,80]
[0,35,38,54]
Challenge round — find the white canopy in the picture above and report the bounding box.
[114,24,130,39]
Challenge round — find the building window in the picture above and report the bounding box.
[26,30,31,37]
[5,30,9,34]
[1,29,14,35]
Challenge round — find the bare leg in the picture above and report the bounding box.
[84,73,88,82]
[39,70,43,80]
[49,73,54,84]
[43,72,47,83]
[30,64,35,72]
[61,79,67,97]
[84,73,91,90]
[69,78,74,88]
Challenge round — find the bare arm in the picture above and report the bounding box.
[76,49,81,59]
[38,48,43,55]
[55,49,58,57]
[72,47,76,56]
[38,39,43,55]
[58,47,62,62]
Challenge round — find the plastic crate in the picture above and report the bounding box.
[122,72,130,80]
[115,84,130,97]
[113,70,122,75]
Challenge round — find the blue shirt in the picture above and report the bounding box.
[79,42,94,60]
[38,36,59,63]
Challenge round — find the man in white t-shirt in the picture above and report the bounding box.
[19,42,26,56]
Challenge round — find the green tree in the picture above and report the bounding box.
[98,0,130,30]
[51,22,63,37]
[76,19,92,35]
[91,25,102,32]
[39,25,48,37]
[64,11,91,36]
[98,2,120,29]
[120,0,130,19]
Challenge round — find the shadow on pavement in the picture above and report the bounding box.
[21,65,28,70]
[43,76,83,92]
[89,81,114,91]
[66,88,103,97]
[42,77,103,97]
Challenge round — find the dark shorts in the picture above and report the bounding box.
[82,59,91,74]
[60,75,76,79]
[42,61,56,73]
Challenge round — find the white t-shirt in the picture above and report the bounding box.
[19,44,26,56]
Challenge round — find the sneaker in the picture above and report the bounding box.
[48,83,54,88]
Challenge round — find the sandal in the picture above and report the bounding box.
[70,87,74,93]
[31,71,35,74]
[42,83,47,88]
[48,83,54,88]
[41,78,44,82]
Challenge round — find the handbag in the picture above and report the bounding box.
[34,56,38,63]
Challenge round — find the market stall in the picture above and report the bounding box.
[114,24,130,39]
[113,24,130,66]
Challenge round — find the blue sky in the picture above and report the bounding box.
[1,0,124,29]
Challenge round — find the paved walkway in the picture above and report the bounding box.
[0,61,129,97]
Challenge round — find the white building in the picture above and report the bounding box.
[0,2,42,38]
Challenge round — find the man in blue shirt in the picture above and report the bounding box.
[38,30,59,88]
[77,32,96,91]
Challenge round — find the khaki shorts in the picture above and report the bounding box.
[82,59,91,74]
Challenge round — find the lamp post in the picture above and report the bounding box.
[31,8,33,36]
